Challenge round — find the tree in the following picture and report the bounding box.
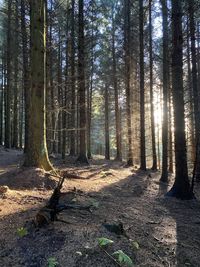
[167,0,193,199]
[149,0,157,170]
[139,0,146,170]
[160,0,169,182]
[76,0,88,164]
[24,0,52,170]
[124,0,133,166]
[188,0,200,181]
[111,4,122,161]
[5,0,12,148]
[104,83,110,160]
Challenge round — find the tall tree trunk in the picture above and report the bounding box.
[57,27,62,154]
[76,0,88,164]
[124,0,133,166]
[69,0,76,156]
[186,17,195,163]
[149,0,157,170]
[139,0,146,170]
[21,0,29,152]
[112,5,122,161]
[13,0,19,148]
[167,0,192,199]
[5,0,12,148]
[188,0,200,181]
[62,13,70,159]
[105,83,110,160]
[24,0,52,170]
[160,0,169,182]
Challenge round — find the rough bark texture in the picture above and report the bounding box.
[5,0,12,148]
[160,0,169,182]
[111,5,122,161]
[188,0,200,181]
[149,0,157,170]
[124,0,133,166]
[139,0,146,170]
[69,0,76,156]
[167,0,193,199]
[24,0,52,171]
[104,84,110,160]
[76,0,88,164]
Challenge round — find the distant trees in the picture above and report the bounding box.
[0,0,199,199]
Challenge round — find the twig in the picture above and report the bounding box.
[99,246,122,267]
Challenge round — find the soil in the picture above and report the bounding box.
[0,148,200,267]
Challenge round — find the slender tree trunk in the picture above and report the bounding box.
[160,0,169,182]
[69,0,76,156]
[105,83,110,160]
[112,5,122,161]
[139,0,146,170]
[149,0,157,170]
[24,0,52,170]
[21,0,29,152]
[62,13,69,159]
[188,0,200,181]
[186,17,195,163]
[5,0,12,148]
[13,0,19,148]
[76,0,88,164]
[124,0,133,166]
[167,0,192,199]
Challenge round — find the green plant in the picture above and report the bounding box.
[47,257,58,267]
[131,241,139,250]
[17,227,28,237]
[113,250,134,267]
[98,237,114,247]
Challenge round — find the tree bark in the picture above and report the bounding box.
[24,0,52,171]
[105,83,110,160]
[167,0,193,199]
[149,0,157,170]
[160,0,169,182]
[124,0,133,166]
[139,0,146,170]
[76,0,88,164]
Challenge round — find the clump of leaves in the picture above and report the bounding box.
[90,199,99,208]
[113,250,134,267]
[130,241,139,250]
[17,227,28,237]
[47,257,58,267]
[98,237,114,247]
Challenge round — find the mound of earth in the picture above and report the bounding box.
[0,167,57,190]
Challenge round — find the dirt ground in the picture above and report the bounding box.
[0,148,200,267]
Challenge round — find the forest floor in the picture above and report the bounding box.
[0,148,200,267]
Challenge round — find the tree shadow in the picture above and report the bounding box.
[1,162,200,266]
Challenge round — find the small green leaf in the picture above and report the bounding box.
[17,227,28,237]
[131,241,139,250]
[90,199,99,208]
[113,250,134,266]
[98,237,114,247]
[47,257,58,267]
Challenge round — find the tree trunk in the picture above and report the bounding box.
[167,0,193,199]
[13,0,19,148]
[24,0,52,171]
[5,0,12,148]
[188,0,200,181]
[160,0,169,182]
[149,0,157,170]
[69,0,76,156]
[139,0,146,170]
[76,0,88,164]
[21,0,29,152]
[105,83,110,160]
[124,0,133,166]
[112,5,122,161]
